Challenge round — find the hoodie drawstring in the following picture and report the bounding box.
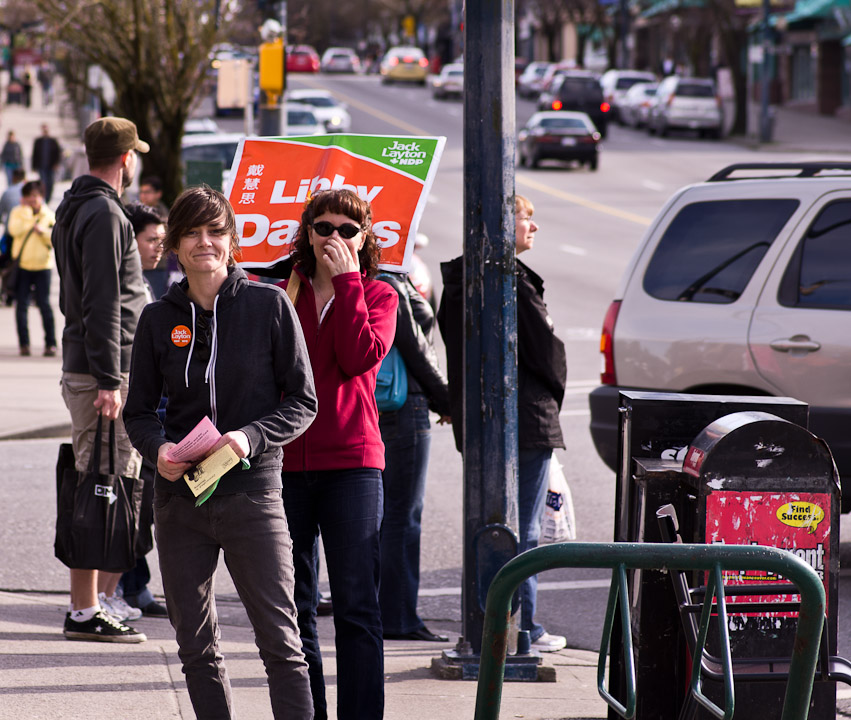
[184,302,197,389]
[205,295,220,426]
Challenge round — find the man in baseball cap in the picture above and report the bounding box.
[84,116,150,164]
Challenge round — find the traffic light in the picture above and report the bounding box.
[259,38,285,104]
[402,15,416,38]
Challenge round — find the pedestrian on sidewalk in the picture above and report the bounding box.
[137,176,172,298]
[1,131,23,186]
[8,180,56,356]
[279,188,397,720]
[123,185,317,719]
[113,203,169,620]
[53,116,150,643]
[0,167,26,257]
[32,124,62,203]
[376,270,452,643]
[438,193,569,653]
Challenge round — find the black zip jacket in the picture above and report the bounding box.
[437,256,567,452]
[378,272,450,416]
[123,266,318,496]
[53,175,147,388]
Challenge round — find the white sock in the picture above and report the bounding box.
[70,605,99,622]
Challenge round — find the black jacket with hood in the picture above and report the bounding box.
[377,272,450,416]
[53,175,147,389]
[123,266,318,497]
[437,256,567,452]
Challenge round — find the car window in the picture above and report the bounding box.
[676,83,714,98]
[780,200,851,309]
[288,110,316,125]
[182,142,238,166]
[298,96,336,107]
[643,199,799,303]
[539,117,587,130]
[616,77,646,90]
[560,77,601,96]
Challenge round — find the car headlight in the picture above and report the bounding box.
[329,116,342,127]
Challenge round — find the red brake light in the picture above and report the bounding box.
[600,102,611,113]
[418,57,429,68]
[389,57,399,67]
[599,300,621,385]
[551,100,563,111]
[403,56,415,64]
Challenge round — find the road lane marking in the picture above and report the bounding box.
[560,244,588,256]
[517,174,653,227]
[642,179,665,191]
[419,578,610,597]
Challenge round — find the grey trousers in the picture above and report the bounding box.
[154,488,313,720]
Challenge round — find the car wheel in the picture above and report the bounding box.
[530,152,540,169]
[589,155,598,171]
[658,121,668,138]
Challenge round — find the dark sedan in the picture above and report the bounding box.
[517,111,601,170]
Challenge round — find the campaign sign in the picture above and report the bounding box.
[705,491,831,617]
[225,134,446,273]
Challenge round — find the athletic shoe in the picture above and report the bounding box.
[99,591,143,621]
[531,632,567,653]
[141,600,169,618]
[64,610,147,643]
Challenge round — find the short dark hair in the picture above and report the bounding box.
[290,189,381,278]
[163,185,238,265]
[21,180,45,198]
[126,202,166,236]
[11,168,25,184]
[139,175,163,192]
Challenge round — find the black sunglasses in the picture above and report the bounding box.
[312,221,362,240]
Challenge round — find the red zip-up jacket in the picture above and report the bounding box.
[280,267,398,471]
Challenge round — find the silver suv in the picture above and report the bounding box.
[589,162,851,510]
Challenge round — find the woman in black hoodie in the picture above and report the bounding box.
[124,186,317,719]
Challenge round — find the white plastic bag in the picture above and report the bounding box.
[540,453,577,543]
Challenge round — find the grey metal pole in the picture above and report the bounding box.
[760,0,772,143]
[460,0,519,655]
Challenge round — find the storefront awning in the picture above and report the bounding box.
[784,0,850,23]
[640,0,706,19]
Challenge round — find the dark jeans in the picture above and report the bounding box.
[518,449,552,642]
[38,168,55,203]
[378,393,431,634]
[154,489,312,720]
[281,467,384,720]
[15,268,55,348]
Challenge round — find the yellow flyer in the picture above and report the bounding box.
[184,444,239,499]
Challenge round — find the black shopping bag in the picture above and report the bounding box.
[54,418,143,572]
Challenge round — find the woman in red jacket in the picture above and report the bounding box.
[280,189,397,720]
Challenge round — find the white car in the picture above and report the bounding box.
[517,61,552,99]
[588,162,851,510]
[647,76,721,138]
[184,117,222,134]
[431,63,463,100]
[618,82,657,128]
[599,69,657,122]
[285,89,352,133]
[320,47,360,73]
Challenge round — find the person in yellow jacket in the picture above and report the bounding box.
[9,180,56,356]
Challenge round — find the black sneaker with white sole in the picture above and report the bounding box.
[63,610,147,643]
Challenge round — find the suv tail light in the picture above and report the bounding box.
[551,100,563,111]
[599,300,621,385]
[600,102,611,113]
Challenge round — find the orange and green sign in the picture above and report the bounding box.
[226,133,445,273]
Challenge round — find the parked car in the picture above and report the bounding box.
[618,82,658,128]
[379,46,429,84]
[537,73,610,138]
[588,162,851,511]
[286,89,352,132]
[599,69,657,123]
[431,63,464,99]
[286,45,320,73]
[517,61,552,99]
[320,47,360,73]
[517,111,600,170]
[285,103,326,135]
[647,76,722,138]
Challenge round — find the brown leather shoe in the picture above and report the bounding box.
[19,346,30,356]
[44,346,57,357]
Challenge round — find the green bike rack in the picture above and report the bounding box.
[473,542,825,720]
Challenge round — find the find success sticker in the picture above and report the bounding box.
[776,501,824,534]
[171,325,192,347]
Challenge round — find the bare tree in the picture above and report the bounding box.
[35,0,225,204]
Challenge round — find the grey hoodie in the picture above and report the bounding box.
[53,175,147,388]
[123,266,317,496]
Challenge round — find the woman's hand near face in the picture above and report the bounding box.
[320,235,360,276]
[157,443,193,482]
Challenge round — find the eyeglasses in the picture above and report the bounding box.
[312,221,362,239]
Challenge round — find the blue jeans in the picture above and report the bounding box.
[378,393,431,634]
[154,489,312,720]
[518,449,552,642]
[282,467,384,720]
[15,268,55,348]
